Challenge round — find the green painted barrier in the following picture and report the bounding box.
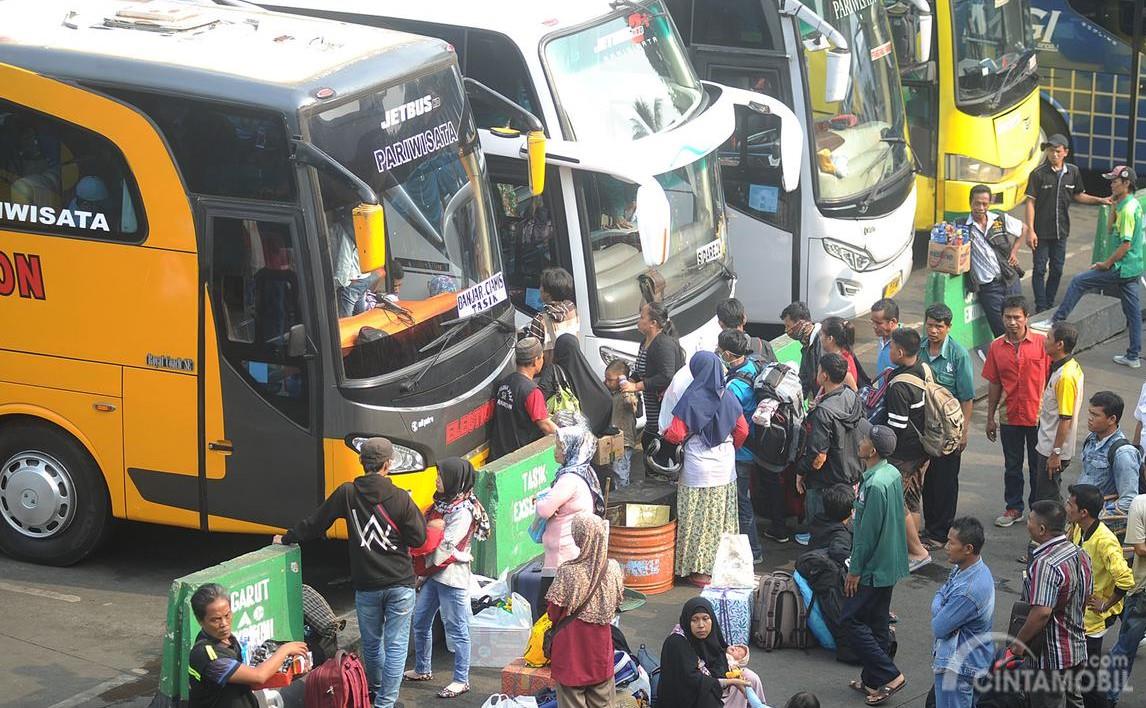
[1092,203,1113,264]
[472,435,558,577]
[924,271,993,351]
[771,335,803,367]
[156,545,304,704]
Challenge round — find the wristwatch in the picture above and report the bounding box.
[1052,447,1063,456]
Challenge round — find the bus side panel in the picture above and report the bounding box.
[0,381,124,518]
[122,368,199,530]
[914,173,938,229]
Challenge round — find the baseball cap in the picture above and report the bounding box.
[1040,134,1068,150]
[515,336,543,364]
[359,437,393,470]
[858,419,898,458]
[1103,165,1137,184]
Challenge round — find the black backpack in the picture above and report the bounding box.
[1105,437,1146,494]
[732,360,805,471]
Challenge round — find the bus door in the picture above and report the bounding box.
[693,53,802,309]
[201,202,323,531]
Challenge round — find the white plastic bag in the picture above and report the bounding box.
[470,592,533,629]
[709,533,756,588]
[469,568,510,601]
[481,694,538,708]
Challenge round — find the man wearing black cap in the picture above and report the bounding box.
[1042,164,1144,369]
[490,336,557,460]
[1024,134,1111,312]
[275,436,427,708]
[842,421,909,704]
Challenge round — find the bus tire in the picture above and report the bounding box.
[0,422,111,566]
[1040,101,1070,150]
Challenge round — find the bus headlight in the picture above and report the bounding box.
[390,444,426,474]
[600,346,637,367]
[822,239,874,272]
[946,154,1005,183]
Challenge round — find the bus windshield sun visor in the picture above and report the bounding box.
[292,139,379,205]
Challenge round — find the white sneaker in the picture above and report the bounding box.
[1114,355,1142,368]
[1030,319,1053,332]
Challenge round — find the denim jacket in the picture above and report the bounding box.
[932,559,996,677]
[1077,431,1141,514]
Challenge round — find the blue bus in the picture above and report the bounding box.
[1030,0,1146,173]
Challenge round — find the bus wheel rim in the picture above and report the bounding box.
[0,450,77,539]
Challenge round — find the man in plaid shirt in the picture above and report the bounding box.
[1008,500,1093,708]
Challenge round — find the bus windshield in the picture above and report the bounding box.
[951,0,1036,107]
[543,4,703,142]
[306,65,509,381]
[799,0,911,208]
[579,153,729,323]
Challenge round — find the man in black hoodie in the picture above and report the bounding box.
[275,437,426,708]
[796,353,864,540]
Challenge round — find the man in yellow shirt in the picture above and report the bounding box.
[1067,484,1135,706]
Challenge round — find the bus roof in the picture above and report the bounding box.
[0,0,452,109]
[264,0,626,48]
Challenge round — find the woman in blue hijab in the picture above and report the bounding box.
[663,351,749,587]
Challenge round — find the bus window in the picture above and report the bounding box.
[102,89,294,203]
[463,30,541,129]
[210,216,309,426]
[691,0,776,50]
[903,83,938,176]
[492,177,561,315]
[720,104,793,230]
[0,99,144,242]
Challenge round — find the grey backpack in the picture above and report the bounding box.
[752,571,808,651]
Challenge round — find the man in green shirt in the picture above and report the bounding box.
[842,422,909,704]
[1045,165,1143,368]
[919,303,975,549]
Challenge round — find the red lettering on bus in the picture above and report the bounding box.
[0,252,13,296]
[446,399,494,444]
[14,253,44,300]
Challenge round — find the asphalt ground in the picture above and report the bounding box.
[5,204,1146,708]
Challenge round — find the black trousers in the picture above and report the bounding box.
[923,451,961,543]
[841,584,900,689]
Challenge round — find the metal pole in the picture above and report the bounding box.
[1130,0,1144,170]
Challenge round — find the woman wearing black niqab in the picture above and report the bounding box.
[657,597,766,708]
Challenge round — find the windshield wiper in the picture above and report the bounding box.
[400,311,514,393]
[607,0,668,16]
[988,48,1036,109]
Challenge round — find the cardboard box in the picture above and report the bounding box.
[501,657,555,696]
[593,429,625,465]
[927,241,971,275]
[607,503,671,528]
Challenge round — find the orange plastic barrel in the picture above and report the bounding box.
[607,520,676,595]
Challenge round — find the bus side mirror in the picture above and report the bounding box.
[916,13,933,64]
[824,48,851,103]
[636,182,671,268]
[287,323,307,358]
[527,130,546,196]
[353,203,387,272]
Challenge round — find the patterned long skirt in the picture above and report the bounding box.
[675,480,739,576]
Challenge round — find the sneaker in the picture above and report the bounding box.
[1114,355,1141,368]
[1030,319,1053,332]
[763,527,791,543]
[975,346,987,363]
[794,532,811,546]
[995,509,1023,527]
[909,555,932,573]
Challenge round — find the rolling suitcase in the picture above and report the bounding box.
[509,556,546,622]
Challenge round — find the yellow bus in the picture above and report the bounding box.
[0,1,542,565]
[889,0,1043,225]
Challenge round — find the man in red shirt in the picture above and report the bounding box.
[982,296,1051,528]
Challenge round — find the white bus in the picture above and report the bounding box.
[263,0,805,368]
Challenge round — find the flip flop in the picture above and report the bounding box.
[403,671,433,682]
[848,679,874,696]
[437,683,470,699]
[865,679,906,705]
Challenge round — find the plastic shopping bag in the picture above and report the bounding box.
[471,592,533,630]
[481,694,539,708]
[523,614,553,667]
[709,533,756,588]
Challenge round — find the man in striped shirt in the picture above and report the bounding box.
[1009,500,1093,708]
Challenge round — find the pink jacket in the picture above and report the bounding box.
[534,473,594,571]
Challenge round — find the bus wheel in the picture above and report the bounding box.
[0,422,110,566]
[1040,102,1070,150]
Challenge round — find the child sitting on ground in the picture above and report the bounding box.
[808,483,855,568]
[605,359,642,488]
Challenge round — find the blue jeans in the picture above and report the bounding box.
[356,586,416,708]
[412,577,471,684]
[1107,591,1146,702]
[736,461,763,561]
[977,278,1022,338]
[934,671,975,708]
[1032,237,1068,311]
[1054,268,1141,359]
